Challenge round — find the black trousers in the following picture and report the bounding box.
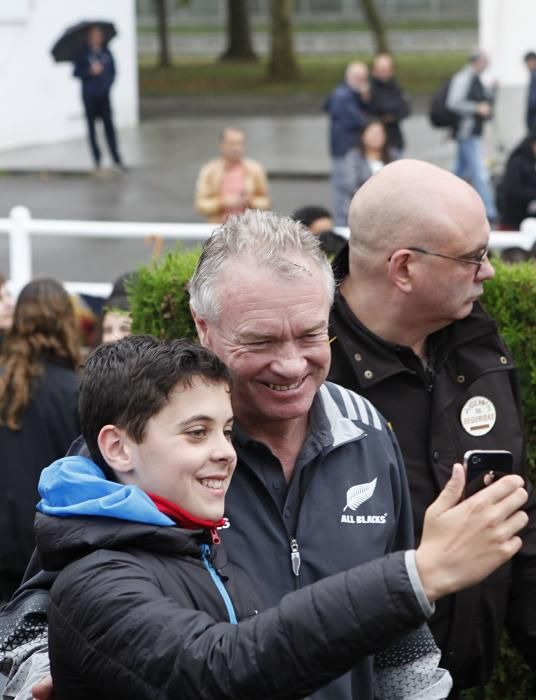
[82,93,121,166]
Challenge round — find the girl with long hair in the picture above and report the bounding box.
[341,119,396,223]
[0,279,81,600]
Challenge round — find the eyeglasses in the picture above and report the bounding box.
[398,246,489,279]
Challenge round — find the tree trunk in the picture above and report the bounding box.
[268,0,300,81]
[359,0,390,54]
[220,0,257,61]
[155,0,171,67]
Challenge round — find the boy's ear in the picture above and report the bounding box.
[97,425,134,474]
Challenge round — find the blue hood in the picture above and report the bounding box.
[37,456,174,527]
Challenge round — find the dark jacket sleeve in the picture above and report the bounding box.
[370,81,411,122]
[73,51,89,80]
[504,368,536,670]
[49,550,427,699]
[506,490,536,670]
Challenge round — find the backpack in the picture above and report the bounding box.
[428,78,458,128]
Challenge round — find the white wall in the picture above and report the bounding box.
[0,0,138,151]
[480,0,536,155]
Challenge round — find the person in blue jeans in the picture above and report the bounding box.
[446,51,497,222]
[74,25,123,171]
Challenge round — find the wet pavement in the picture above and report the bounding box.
[0,95,458,284]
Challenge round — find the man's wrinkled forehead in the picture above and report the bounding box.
[214,257,331,315]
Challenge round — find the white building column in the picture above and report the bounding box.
[480,0,536,159]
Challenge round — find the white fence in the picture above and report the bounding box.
[1,205,535,299]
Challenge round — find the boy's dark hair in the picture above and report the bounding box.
[79,335,232,474]
[524,51,536,62]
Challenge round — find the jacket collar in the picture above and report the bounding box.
[232,384,364,455]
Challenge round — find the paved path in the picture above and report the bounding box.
[0,96,458,285]
[137,29,477,56]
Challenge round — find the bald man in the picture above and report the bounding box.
[324,62,370,226]
[328,159,536,695]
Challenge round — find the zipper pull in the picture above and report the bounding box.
[290,538,301,577]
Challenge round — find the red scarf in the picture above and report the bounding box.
[148,492,224,544]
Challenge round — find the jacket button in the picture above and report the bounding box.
[284,509,291,519]
[272,481,282,491]
[364,369,374,379]
[432,450,440,462]
[354,352,362,362]
[500,355,508,365]
[456,374,465,383]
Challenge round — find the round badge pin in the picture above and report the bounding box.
[460,396,497,436]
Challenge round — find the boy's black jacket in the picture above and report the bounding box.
[34,510,426,700]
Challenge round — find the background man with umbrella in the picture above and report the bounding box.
[53,21,124,172]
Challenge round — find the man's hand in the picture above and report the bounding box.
[221,192,248,209]
[89,61,103,75]
[476,102,492,118]
[32,674,53,700]
[416,463,528,602]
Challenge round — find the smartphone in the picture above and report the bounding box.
[463,450,514,497]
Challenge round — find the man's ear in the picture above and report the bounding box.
[387,249,414,294]
[190,305,211,347]
[97,425,134,475]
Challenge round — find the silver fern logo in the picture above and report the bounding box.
[343,478,377,511]
[341,478,387,524]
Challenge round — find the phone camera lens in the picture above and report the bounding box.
[472,456,481,465]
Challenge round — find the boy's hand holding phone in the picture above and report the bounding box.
[416,463,528,602]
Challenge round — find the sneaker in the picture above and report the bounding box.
[111,162,129,173]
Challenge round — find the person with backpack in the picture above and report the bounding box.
[445,51,498,223]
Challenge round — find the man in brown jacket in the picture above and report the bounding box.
[194,127,270,223]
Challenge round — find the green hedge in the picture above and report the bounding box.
[463,260,536,699]
[127,246,199,341]
[127,251,536,697]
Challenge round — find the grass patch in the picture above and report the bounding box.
[138,19,477,33]
[139,53,466,97]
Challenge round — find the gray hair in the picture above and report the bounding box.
[189,209,335,322]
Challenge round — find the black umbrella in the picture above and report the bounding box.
[51,20,117,63]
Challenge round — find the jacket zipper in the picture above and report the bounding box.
[290,538,301,577]
[200,543,237,624]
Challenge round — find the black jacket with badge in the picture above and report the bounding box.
[34,507,430,700]
[328,244,536,688]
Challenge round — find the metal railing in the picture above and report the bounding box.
[1,205,535,299]
[0,206,219,297]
